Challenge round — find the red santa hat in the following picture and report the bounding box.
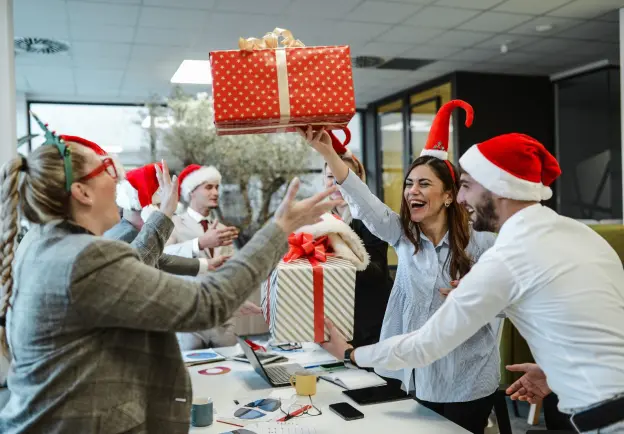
[178,164,222,202]
[60,135,125,178]
[116,163,161,214]
[420,99,473,161]
[458,133,561,201]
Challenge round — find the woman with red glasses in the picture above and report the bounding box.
[0,119,341,433]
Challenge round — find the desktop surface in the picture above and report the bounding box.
[188,343,470,434]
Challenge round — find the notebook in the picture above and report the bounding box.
[182,349,226,366]
[319,369,387,390]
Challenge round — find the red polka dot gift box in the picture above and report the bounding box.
[209,28,356,136]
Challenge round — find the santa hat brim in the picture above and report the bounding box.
[116,179,141,211]
[296,213,370,271]
[140,204,160,222]
[181,166,222,202]
[459,144,552,201]
[420,149,448,160]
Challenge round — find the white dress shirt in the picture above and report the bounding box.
[338,170,499,402]
[355,204,624,413]
[186,207,211,256]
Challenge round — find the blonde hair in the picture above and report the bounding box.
[324,153,366,182]
[0,143,90,357]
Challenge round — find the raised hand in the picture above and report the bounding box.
[154,160,179,218]
[274,177,344,235]
[198,220,239,250]
[505,363,552,404]
[297,126,334,157]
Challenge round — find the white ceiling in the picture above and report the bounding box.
[13,0,622,107]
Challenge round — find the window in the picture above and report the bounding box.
[28,103,152,169]
[555,68,622,220]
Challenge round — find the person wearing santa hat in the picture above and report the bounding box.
[164,164,255,350]
[104,162,229,275]
[299,99,500,434]
[322,133,624,434]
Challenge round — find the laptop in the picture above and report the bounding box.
[236,336,304,387]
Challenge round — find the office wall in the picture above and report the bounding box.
[453,71,556,208]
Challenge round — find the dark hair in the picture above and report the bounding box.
[400,156,473,280]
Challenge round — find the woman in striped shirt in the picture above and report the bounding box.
[299,100,499,434]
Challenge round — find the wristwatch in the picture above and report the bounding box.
[344,348,358,369]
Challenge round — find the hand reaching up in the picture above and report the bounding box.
[154,160,179,218]
[297,126,335,157]
[274,177,343,235]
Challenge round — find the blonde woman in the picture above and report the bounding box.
[0,124,340,433]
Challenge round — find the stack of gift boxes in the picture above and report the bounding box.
[210,30,360,342]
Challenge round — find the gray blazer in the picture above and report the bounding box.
[0,212,287,433]
[104,218,200,276]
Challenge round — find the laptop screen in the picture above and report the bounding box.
[236,336,272,384]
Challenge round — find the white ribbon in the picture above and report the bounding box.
[275,47,290,133]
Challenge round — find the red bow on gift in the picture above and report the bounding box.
[278,232,334,343]
[283,233,332,264]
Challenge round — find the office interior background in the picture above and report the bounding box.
[0,0,622,429]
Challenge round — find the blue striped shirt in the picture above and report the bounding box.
[339,170,500,402]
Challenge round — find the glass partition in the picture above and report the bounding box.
[378,99,403,267]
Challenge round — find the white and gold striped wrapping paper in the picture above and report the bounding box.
[262,256,356,343]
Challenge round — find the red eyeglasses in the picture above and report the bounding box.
[77,157,118,183]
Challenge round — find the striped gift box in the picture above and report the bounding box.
[262,256,356,343]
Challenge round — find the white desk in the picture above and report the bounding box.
[188,345,469,434]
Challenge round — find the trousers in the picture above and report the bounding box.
[415,392,497,434]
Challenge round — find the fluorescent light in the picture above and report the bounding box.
[535,24,553,32]
[171,60,212,85]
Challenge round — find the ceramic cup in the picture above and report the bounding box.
[191,397,213,427]
[289,371,318,396]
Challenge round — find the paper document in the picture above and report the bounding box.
[320,369,387,390]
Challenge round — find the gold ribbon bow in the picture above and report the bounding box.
[238,27,305,51]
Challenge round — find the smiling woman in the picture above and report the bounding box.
[303,100,501,434]
[401,155,473,280]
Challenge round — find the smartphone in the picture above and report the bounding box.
[328,402,364,421]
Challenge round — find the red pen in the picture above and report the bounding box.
[277,405,312,422]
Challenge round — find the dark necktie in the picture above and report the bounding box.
[200,220,214,257]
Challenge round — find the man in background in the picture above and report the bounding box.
[164,164,260,350]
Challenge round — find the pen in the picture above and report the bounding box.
[277,404,312,422]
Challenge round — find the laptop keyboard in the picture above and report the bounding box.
[266,365,291,384]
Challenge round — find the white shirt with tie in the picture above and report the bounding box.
[163,207,237,350]
[164,207,234,262]
[354,204,624,414]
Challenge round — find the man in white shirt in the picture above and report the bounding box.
[323,132,624,433]
[164,164,261,349]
